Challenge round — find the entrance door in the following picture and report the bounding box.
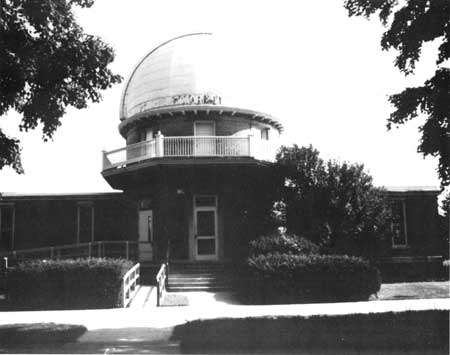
[138,209,153,261]
[194,195,218,260]
[194,121,215,156]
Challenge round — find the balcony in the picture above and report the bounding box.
[102,134,274,170]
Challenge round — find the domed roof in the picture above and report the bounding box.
[119,33,282,131]
[120,33,224,120]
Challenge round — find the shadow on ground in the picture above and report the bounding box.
[0,327,179,354]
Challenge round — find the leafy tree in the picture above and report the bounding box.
[0,0,122,173]
[439,192,449,258]
[275,145,392,258]
[343,0,450,188]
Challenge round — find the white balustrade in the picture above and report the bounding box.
[103,136,273,169]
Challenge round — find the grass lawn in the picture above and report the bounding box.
[376,281,449,300]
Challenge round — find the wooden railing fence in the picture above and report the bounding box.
[123,263,140,307]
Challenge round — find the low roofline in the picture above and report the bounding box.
[0,191,124,201]
[384,186,440,197]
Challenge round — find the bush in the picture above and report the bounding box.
[240,253,381,303]
[7,258,134,310]
[0,323,87,346]
[173,310,448,351]
[249,232,319,257]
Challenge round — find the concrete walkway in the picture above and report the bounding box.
[0,293,448,353]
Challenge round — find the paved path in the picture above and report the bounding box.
[0,293,448,353]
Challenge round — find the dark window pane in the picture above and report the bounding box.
[196,211,215,236]
[261,129,269,140]
[197,238,215,255]
[0,207,14,251]
[391,201,406,246]
[1,207,13,230]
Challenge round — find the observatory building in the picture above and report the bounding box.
[102,33,281,262]
[0,33,444,283]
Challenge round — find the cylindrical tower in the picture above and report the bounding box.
[102,33,282,262]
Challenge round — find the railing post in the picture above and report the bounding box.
[123,277,127,308]
[4,257,8,269]
[126,241,129,260]
[98,242,102,257]
[156,283,160,307]
[155,131,164,157]
[50,247,54,259]
[88,242,92,258]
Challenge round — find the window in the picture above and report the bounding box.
[391,200,408,247]
[140,128,153,142]
[0,204,14,251]
[261,128,269,140]
[194,121,215,136]
[77,202,94,244]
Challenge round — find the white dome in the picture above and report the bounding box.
[120,33,226,120]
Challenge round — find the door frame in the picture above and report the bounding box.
[193,195,218,260]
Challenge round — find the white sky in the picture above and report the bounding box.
[0,0,441,193]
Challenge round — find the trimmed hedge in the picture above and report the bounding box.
[7,258,133,310]
[172,310,449,351]
[0,323,87,346]
[239,253,381,303]
[249,232,319,256]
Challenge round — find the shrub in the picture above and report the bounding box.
[0,323,87,346]
[7,258,134,310]
[275,145,392,258]
[249,232,318,257]
[240,253,381,303]
[173,310,449,351]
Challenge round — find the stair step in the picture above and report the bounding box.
[169,272,231,277]
[167,285,231,292]
[165,262,235,291]
[169,282,232,287]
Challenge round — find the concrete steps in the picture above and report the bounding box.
[167,262,234,292]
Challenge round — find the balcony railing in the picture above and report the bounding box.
[103,134,273,169]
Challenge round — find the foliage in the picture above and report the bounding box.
[7,258,133,310]
[439,192,449,258]
[0,323,87,346]
[173,311,449,351]
[275,145,392,257]
[249,232,318,257]
[344,0,450,188]
[0,0,122,173]
[240,253,381,304]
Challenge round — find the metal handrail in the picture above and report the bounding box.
[155,238,171,307]
[156,263,167,307]
[123,263,140,307]
[0,240,138,268]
